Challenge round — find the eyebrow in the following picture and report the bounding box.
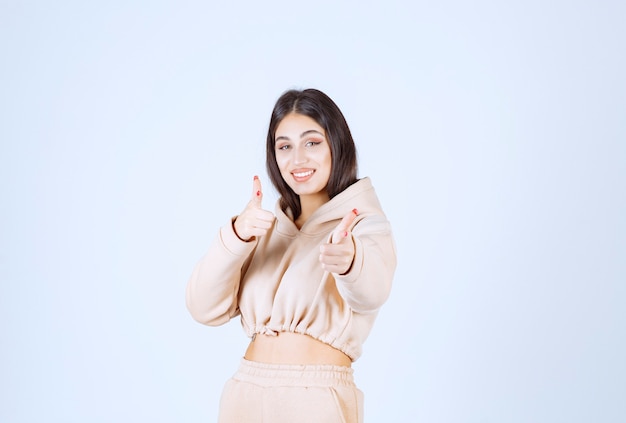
[276,129,325,142]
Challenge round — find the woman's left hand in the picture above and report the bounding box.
[319,209,358,275]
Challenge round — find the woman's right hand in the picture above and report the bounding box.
[233,176,275,241]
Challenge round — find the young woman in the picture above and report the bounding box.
[186,88,397,422]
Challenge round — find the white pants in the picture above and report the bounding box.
[218,358,364,423]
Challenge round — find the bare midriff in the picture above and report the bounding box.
[244,332,352,367]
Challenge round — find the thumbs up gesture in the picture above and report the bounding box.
[233,176,275,241]
[319,208,359,275]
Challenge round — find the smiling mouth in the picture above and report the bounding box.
[292,169,315,182]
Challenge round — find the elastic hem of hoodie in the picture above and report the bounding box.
[247,326,358,362]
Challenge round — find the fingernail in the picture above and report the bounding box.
[343,231,348,237]
[256,190,261,197]
[352,208,359,215]
[254,175,259,180]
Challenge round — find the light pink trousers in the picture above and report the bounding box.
[218,358,364,423]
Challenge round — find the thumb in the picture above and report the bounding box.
[331,208,358,244]
[251,175,263,206]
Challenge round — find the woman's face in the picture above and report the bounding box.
[274,113,332,200]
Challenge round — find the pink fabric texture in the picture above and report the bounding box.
[218,359,364,423]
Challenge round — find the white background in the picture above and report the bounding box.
[1,1,625,422]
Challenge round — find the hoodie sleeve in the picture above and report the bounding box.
[185,219,258,326]
[333,214,397,314]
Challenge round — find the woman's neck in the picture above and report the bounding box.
[295,192,330,229]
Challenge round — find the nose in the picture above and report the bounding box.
[293,146,308,165]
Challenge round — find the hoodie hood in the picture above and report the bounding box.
[274,177,385,237]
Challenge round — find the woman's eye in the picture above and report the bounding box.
[306,140,321,147]
[277,144,290,150]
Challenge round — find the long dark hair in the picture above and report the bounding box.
[266,88,358,220]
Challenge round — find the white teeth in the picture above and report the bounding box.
[293,170,314,178]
